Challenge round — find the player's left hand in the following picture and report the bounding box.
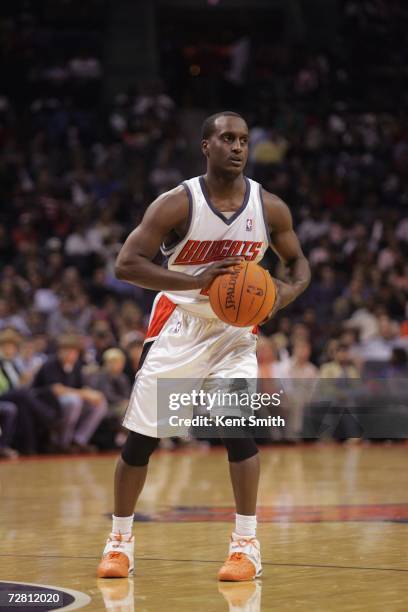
[260,278,296,324]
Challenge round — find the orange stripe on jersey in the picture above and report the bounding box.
[252,325,258,334]
[145,295,176,341]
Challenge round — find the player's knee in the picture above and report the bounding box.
[121,431,160,467]
[222,437,258,463]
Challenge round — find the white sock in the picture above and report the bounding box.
[112,514,134,536]
[235,513,257,537]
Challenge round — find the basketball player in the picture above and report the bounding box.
[97,112,310,581]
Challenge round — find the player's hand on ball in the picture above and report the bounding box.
[194,257,243,289]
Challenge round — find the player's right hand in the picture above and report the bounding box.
[194,257,243,289]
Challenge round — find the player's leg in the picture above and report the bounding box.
[227,443,260,516]
[208,327,262,581]
[114,431,160,516]
[97,303,211,578]
[97,431,160,578]
[218,436,262,581]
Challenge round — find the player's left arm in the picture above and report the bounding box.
[262,189,311,315]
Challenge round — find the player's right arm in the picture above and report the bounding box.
[115,186,241,291]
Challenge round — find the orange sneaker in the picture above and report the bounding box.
[97,533,134,578]
[218,533,262,581]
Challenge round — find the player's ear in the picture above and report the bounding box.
[201,139,209,158]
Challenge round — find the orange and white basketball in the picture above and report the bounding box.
[209,262,277,327]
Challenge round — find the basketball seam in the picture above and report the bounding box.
[235,263,249,323]
[217,276,228,321]
[244,267,270,326]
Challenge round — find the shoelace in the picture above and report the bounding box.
[231,537,258,550]
[106,552,123,559]
[229,553,245,562]
[108,534,132,544]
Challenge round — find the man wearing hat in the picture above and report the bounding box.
[33,334,107,452]
[0,329,24,387]
[0,328,55,454]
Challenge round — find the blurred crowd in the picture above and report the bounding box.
[0,0,407,457]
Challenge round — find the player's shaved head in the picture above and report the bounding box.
[201,111,249,176]
[201,111,247,140]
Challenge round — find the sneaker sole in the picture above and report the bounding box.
[218,568,262,582]
[97,564,134,579]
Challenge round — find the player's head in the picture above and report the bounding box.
[201,111,249,177]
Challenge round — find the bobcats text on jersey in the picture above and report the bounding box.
[174,239,264,265]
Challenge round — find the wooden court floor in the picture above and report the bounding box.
[1,444,408,611]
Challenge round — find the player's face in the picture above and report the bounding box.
[202,116,249,176]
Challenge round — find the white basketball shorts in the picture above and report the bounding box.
[122,293,258,438]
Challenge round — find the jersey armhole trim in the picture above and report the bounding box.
[258,184,271,246]
[160,182,194,255]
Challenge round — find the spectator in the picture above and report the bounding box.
[46,295,92,337]
[257,335,278,378]
[320,344,360,379]
[275,340,318,440]
[257,335,283,442]
[0,329,56,454]
[359,314,404,362]
[0,401,19,459]
[387,348,408,378]
[69,52,102,80]
[384,348,408,407]
[91,348,130,414]
[89,321,116,364]
[117,301,146,340]
[319,344,362,442]
[0,329,25,387]
[33,334,107,453]
[0,299,30,335]
[275,340,318,379]
[149,157,183,197]
[15,336,46,384]
[123,338,144,379]
[346,305,379,343]
[90,348,131,447]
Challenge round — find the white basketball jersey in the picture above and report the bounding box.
[161,175,270,318]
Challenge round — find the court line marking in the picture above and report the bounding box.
[0,554,407,573]
[138,557,408,573]
[3,441,377,462]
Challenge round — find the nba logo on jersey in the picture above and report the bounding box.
[246,218,253,231]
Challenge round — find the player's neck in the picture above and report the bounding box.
[204,170,245,197]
